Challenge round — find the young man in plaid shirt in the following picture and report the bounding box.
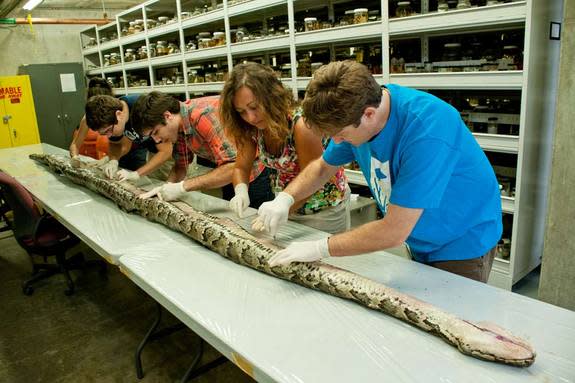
[131,91,273,208]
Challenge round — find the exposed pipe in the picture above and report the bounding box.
[0,17,110,25]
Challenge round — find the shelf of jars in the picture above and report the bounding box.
[126,86,150,94]
[228,0,286,17]
[184,45,228,61]
[388,1,526,36]
[501,196,514,214]
[146,22,181,39]
[230,35,291,55]
[294,21,382,46]
[474,134,519,153]
[180,8,224,29]
[82,46,99,55]
[391,71,522,89]
[154,84,188,93]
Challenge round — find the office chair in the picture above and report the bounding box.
[0,171,106,295]
[0,192,12,233]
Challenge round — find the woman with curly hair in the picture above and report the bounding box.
[220,62,350,234]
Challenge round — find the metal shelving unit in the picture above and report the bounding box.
[79,0,562,290]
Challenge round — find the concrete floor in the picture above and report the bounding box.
[0,230,254,383]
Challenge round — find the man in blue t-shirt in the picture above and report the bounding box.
[257,61,502,282]
[81,94,173,181]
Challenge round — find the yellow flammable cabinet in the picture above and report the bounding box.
[0,75,41,149]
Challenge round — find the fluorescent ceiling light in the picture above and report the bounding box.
[23,0,44,10]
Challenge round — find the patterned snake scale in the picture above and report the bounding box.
[30,153,535,367]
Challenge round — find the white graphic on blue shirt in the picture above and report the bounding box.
[370,157,391,215]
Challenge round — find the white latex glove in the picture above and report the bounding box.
[252,191,294,236]
[268,238,330,267]
[138,181,186,202]
[70,155,82,168]
[229,183,250,218]
[102,159,119,179]
[85,155,110,168]
[116,169,140,182]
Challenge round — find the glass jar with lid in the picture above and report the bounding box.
[212,31,225,46]
[437,0,449,12]
[87,37,96,47]
[137,46,147,60]
[341,10,354,26]
[456,0,471,9]
[187,67,200,83]
[395,2,413,18]
[353,8,368,24]
[235,28,247,42]
[109,52,120,65]
[304,17,319,32]
[156,41,168,56]
[103,54,111,66]
[124,49,135,62]
[128,21,136,35]
[280,63,292,78]
[198,38,211,49]
[186,40,196,51]
[499,45,521,70]
[167,43,179,55]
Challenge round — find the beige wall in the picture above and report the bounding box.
[539,0,575,311]
[0,8,114,76]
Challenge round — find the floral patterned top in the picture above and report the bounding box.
[255,110,347,215]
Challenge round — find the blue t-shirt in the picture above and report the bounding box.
[323,84,502,263]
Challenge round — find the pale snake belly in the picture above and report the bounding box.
[29,153,536,367]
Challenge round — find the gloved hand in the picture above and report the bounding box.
[252,192,294,236]
[268,238,331,267]
[70,155,82,168]
[101,159,119,179]
[138,181,186,201]
[85,155,110,168]
[116,169,140,182]
[229,183,250,218]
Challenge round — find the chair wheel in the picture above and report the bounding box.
[23,285,34,296]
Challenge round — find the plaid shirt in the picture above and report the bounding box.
[174,96,263,179]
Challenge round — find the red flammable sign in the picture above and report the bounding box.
[0,86,23,100]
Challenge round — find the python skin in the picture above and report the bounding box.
[30,153,535,367]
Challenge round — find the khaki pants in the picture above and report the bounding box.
[429,247,497,283]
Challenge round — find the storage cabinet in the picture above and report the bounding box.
[80,0,563,289]
[18,63,86,150]
[0,75,41,149]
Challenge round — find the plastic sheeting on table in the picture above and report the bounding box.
[119,229,575,382]
[0,144,192,264]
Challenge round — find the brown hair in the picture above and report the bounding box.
[85,95,122,131]
[302,61,382,136]
[220,62,294,149]
[130,91,181,135]
[87,77,113,99]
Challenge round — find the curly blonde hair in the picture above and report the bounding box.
[220,62,295,149]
